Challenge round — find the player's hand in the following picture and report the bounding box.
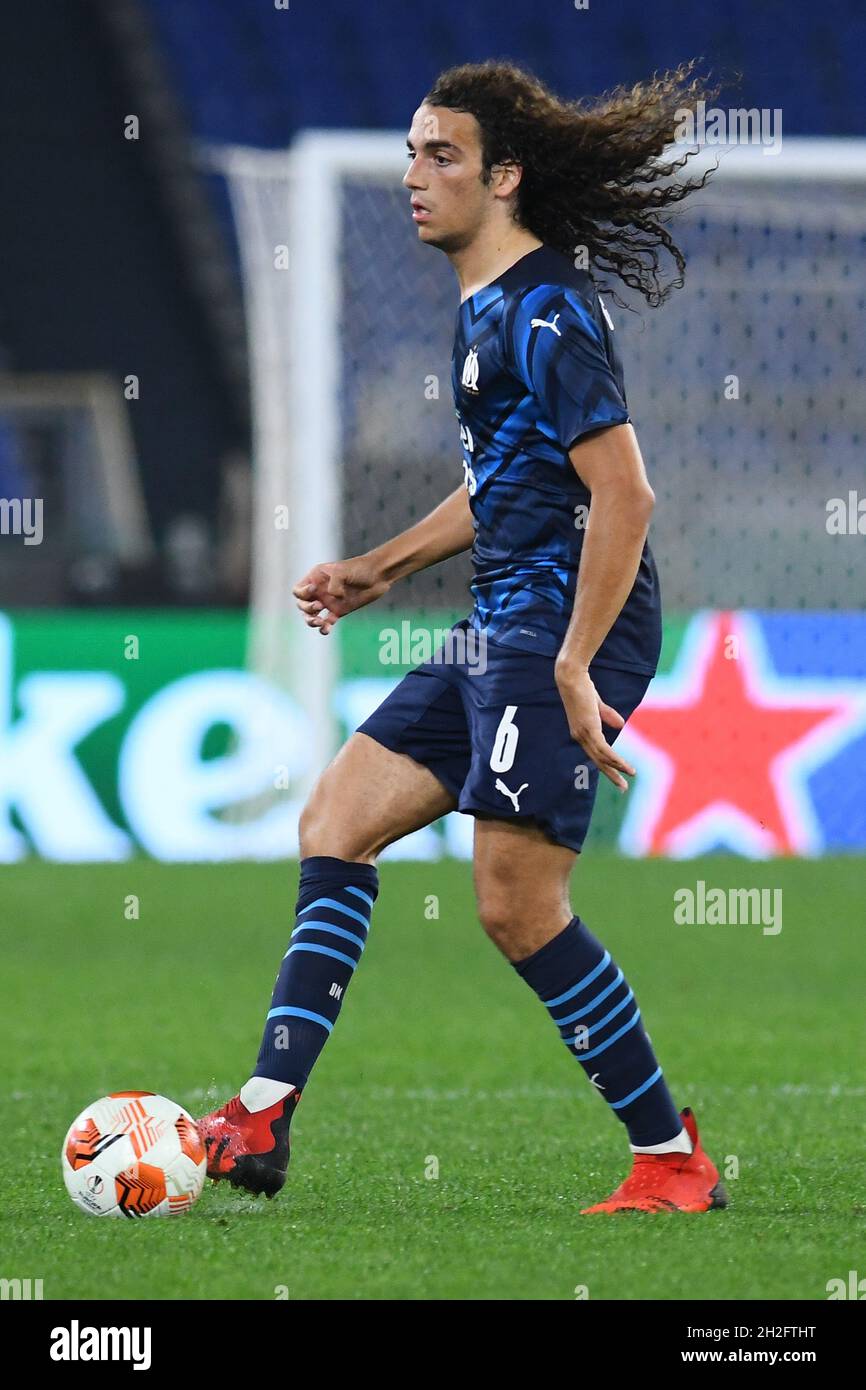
[553,661,636,792]
[292,557,392,635]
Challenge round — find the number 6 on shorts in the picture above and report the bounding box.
[489,704,519,772]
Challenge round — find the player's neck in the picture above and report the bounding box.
[452,227,544,303]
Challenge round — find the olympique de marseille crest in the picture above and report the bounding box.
[461,346,480,393]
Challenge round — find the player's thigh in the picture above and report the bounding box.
[472,817,576,959]
[299,731,457,863]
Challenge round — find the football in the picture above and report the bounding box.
[61,1091,206,1218]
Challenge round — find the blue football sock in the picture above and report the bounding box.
[513,915,681,1147]
[254,855,378,1090]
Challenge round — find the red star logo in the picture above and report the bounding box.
[619,612,854,856]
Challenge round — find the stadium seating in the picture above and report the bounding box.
[143,0,865,149]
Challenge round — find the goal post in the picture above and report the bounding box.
[217,138,347,800]
[212,133,866,829]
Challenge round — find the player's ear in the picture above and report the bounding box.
[490,161,523,199]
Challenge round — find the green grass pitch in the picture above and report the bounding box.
[3,856,863,1301]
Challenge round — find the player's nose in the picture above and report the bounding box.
[402,156,424,190]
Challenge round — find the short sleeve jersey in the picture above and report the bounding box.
[451,244,661,674]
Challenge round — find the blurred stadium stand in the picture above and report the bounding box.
[144,0,866,145]
[0,0,249,606]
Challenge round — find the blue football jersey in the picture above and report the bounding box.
[451,244,661,674]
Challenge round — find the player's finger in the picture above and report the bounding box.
[575,732,616,779]
[308,607,338,635]
[603,744,636,777]
[585,743,629,791]
[578,732,635,790]
[598,700,625,730]
[599,747,636,789]
[292,579,317,599]
[601,764,629,792]
[296,598,323,615]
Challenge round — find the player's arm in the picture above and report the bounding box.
[294,484,474,634]
[368,482,475,583]
[508,287,652,790]
[554,422,655,790]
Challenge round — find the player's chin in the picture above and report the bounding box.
[417,225,459,252]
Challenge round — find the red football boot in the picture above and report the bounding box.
[197,1091,300,1198]
[580,1107,728,1214]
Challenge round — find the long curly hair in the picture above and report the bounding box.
[425,59,719,307]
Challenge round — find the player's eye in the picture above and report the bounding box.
[405,149,450,168]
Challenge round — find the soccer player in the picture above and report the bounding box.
[199,61,727,1214]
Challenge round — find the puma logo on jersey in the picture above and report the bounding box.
[461,346,480,392]
[530,312,561,337]
[494,778,529,812]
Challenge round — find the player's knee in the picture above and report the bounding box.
[297,792,327,858]
[476,891,525,946]
[298,774,342,857]
[476,876,573,956]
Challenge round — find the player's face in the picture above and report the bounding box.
[403,105,492,252]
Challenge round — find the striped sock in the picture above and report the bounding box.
[513,915,681,1147]
[253,856,379,1090]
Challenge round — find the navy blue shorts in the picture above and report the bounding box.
[357,620,653,852]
